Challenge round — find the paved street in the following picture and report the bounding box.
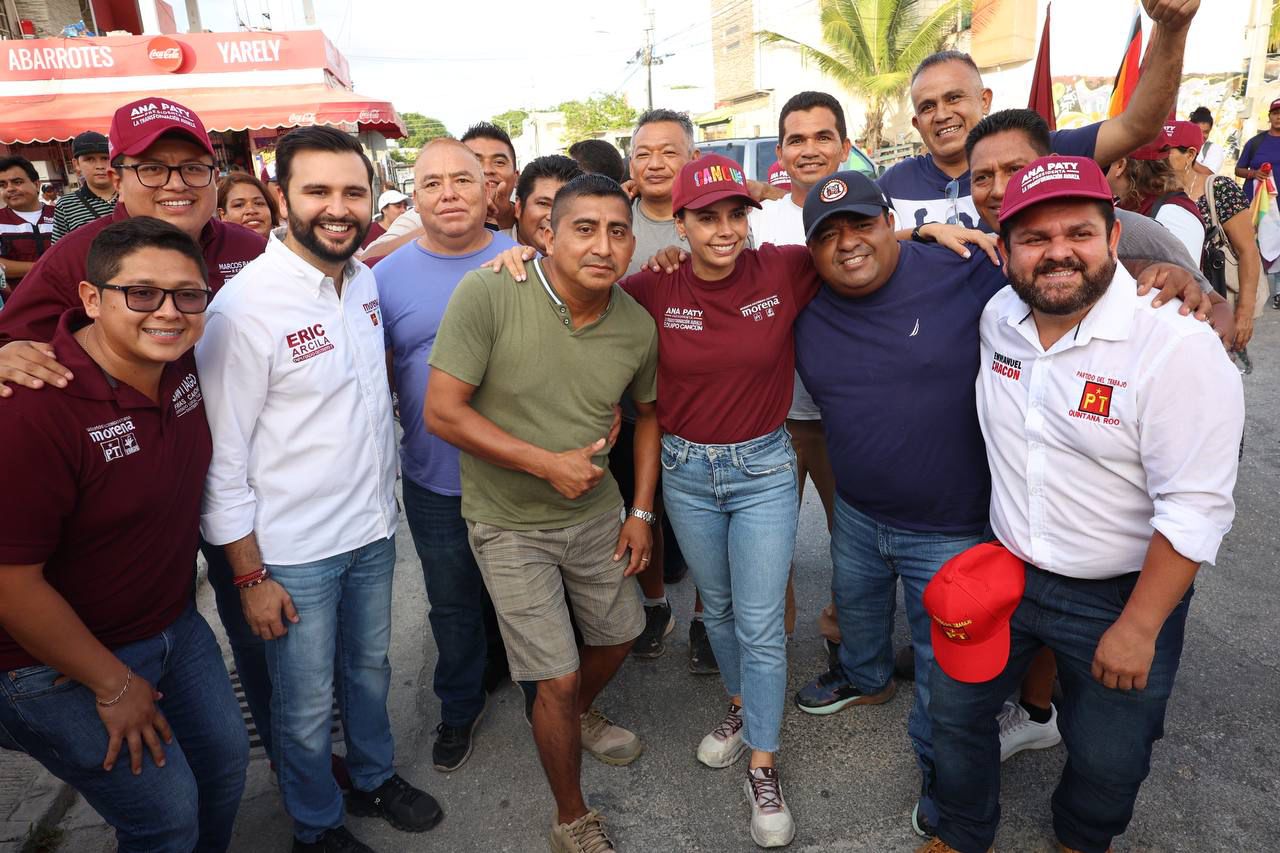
[40,313,1280,852]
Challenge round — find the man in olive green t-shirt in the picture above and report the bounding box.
[426,174,658,853]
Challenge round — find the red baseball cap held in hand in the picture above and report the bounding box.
[109,97,215,160]
[998,155,1114,224]
[671,153,761,216]
[923,541,1026,684]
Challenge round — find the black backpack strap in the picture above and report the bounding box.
[1242,132,1266,167]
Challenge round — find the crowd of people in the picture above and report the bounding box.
[0,1,1263,852]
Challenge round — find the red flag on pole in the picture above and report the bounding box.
[1108,8,1143,118]
[1028,4,1056,131]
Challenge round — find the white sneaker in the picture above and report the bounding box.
[697,703,748,768]
[998,699,1062,761]
[744,766,795,848]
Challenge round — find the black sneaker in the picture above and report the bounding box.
[688,619,719,675]
[794,665,896,715]
[1272,294,1280,310]
[292,826,375,853]
[346,773,443,833]
[632,601,674,658]
[432,702,485,772]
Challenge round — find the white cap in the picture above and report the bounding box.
[377,189,410,210]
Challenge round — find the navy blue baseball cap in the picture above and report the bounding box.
[803,170,892,241]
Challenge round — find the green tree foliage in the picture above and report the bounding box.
[759,0,966,154]
[558,93,638,144]
[492,109,530,139]
[400,112,450,148]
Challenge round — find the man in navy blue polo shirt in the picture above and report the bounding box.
[879,0,1199,235]
[789,168,1213,841]
[0,217,247,852]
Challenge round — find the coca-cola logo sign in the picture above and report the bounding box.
[146,36,184,72]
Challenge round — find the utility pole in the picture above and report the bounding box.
[630,6,672,110]
[1241,0,1270,143]
[302,0,317,26]
[645,8,656,110]
[184,0,201,33]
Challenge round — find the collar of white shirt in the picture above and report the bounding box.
[1002,263,1138,353]
[266,226,364,295]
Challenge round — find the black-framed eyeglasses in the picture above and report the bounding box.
[95,283,212,314]
[117,162,216,188]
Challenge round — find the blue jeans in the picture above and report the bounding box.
[660,426,797,753]
[931,565,1192,853]
[203,538,274,759]
[266,536,397,842]
[830,496,984,825]
[0,605,248,853]
[402,478,487,727]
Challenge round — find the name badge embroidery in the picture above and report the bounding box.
[285,323,334,363]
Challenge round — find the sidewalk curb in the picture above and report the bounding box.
[0,769,76,853]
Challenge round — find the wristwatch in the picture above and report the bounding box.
[911,225,936,243]
[629,507,657,526]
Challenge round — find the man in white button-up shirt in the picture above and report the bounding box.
[197,126,441,853]
[924,156,1244,853]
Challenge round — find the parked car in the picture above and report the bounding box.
[695,136,878,182]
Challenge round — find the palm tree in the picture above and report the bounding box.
[759,0,968,155]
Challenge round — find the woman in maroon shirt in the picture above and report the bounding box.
[488,155,819,847]
[621,155,819,848]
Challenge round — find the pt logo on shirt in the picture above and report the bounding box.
[1078,381,1113,417]
[86,416,141,462]
[739,295,780,322]
[286,323,334,363]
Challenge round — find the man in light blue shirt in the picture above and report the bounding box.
[376,138,517,773]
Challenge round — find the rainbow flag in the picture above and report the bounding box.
[1108,9,1143,118]
[1251,167,1274,230]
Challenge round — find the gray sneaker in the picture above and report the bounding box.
[744,766,795,848]
[549,809,615,853]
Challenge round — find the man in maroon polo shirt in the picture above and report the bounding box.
[0,96,295,785]
[0,217,248,853]
[0,96,265,393]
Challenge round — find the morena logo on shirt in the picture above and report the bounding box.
[362,298,381,327]
[285,323,334,364]
[739,295,780,322]
[85,416,141,462]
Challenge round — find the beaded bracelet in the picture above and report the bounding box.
[97,668,132,707]
[233,566,270,590]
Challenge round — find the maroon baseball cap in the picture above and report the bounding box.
[767,161,792,189]
[109,97,214,160]
[671,153,761,215]
[1270,97,1280,113]
[1164,120,1204,151]
[923,541,1026,684]
[1130,121,1203,160]
[998,155,1114,223]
